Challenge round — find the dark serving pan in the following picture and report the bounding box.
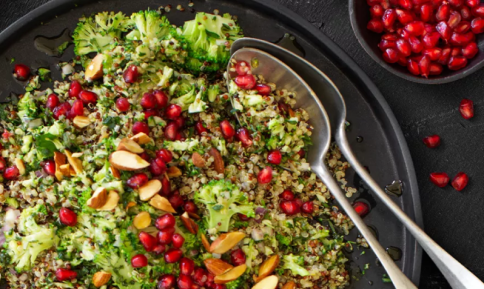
[0,0,423,287]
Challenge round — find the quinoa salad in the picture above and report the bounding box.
[0,10,356,289]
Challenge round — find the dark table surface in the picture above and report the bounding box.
[2,0,483,288]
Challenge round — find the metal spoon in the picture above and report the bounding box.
[227,46,417,288]
[230,37,484,289]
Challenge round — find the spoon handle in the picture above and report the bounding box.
[336,129,484,289]
[313,165,417,289]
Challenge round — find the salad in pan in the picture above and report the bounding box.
[0,9,357,289]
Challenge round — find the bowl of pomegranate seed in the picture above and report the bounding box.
[349,0,484,83]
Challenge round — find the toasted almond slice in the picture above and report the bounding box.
[149,195,176,213]
[70,167,77,176]
[214,264,247,284]
[97,191,119,211]
[109,151,150,171]
[210,232,246,254]
[87,187,108,209]
[192,152,206,168]
[188,212,201,220]
[73,116,91,129]
[208,147,224,174]
[117,138,144,154]
[167,166,182,178]
[281,281,296,289]
[252,275,278,289]
[201,234,212,252]
[71,152,83,158]
[92,271,111,287]
[256,255,280,282]
[110,166,120,178]
[133,211,151,229]
[126,201,136,211]
[54,151,66,181]
[85,54,104,81]
[65,150,83,174]
[180,212,198,234]
[139,179,162,201]
[14,159,25,175]
[130,132,152,145]
[204,258,233,276]
[59,164,70,176]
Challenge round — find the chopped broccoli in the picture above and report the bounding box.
[171,86,197,111]
[282,254,310,277]
[126,10,170,44]
[156,66,174,88]
[17,92,38,119]
[188,90,207,113]
[195,179,255,232]
[207,84,220,102]
[241,242,259,269]
[226,275,246,289]
[164,139,199,152]
[93,248,141,289]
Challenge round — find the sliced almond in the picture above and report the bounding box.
[54,151,66,181]
[85,54,104,81]
[130,132,152,145]
[14,159,25,175]
[192,152,206,168]
[167,166,182,178]
[214,264,247,284]
[209,147,224,174]
[109,150,150,171]
[149,195,176,213]
[87,187,108,209]
[70,167,77,176]
[188,212,201,220]
[254,255,280,283]
[110,166,120,178]
[252,275,278,289]
[92,271,111,287]
[97,191,119,211]
[181,212,198,234]
[133,211,151,229]
[126,201,136,211]
[65,149,83,175]
[139,179,162,201]
[201,233,212,252]
[210,232,246,254]
[281,281,296,289]
[204,258,233,276]
[117,138,144,154]
[71,152,83,158]
[59,164,70,176]
[73,116,91,129]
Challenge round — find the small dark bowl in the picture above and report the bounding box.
[349,0,484,84]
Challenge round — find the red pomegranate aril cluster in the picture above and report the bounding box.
[366,0,484,77]
[429,171,468,191]
[139,232,158,252]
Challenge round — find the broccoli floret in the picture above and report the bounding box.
[126,10,171,44]
[195,180,255,232]
[241,242,259,269]
[17,92,38,119]
[73,12,129,56]
[93,248,141,289]
[282,254,310,277]
[163,139,200,152]
[207,84,220,102]
[188,90,207,113]
[171,86,197,111]
[156,66,174,88]
[226,276,245,289]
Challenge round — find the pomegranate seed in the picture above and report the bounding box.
[46,94,59,110]
[59,208,77,226]
[55,268,77,281]
[236,127,253,147]
[116,97,130,112]
[451,47,462,56]
[158,228,175,245]
[396,9,414,24]
[140,93,156,109]
[155,214,176,230]
[239,213,251,221]
[131,254,148,268]
[429,172,450,187]
[177,274,193,289]
[153,244,166,255]
[297,149,305,158]
[173,117,185,129]
[466,0,479,7]
[13,64,30,80]
[235,60,251,75]
[280,200,300,215]
[156,149,173,163]
[382,33,399,41]
[408,36,423,53]
[139,231,158,252]
[193,268,208,286]
[123,65,139,83]
[280,190,295,201]
[132,121,150,135]
[405,21,425,35]
[420,4,434,22]
[230,249,246,266]
[461,6,473,20]
[144,109,158,120]
[154,90,169,108]
[448,11,462,28]
[165,248,183,263]
[69,81,82,98]
[407,59,420,75]
[383,48,400,63]
[220,120,235,139]
[472,4,484,17]
[184,201,198,214]
[400,28,412,39]
[419,55,431,77]
[195,121,208,135]
[165,104,182,120]
[438,47,452,64]
[3,166,19,180]
[43,160,56,175]
[436,3,450,21]
[127,173,148,188]
[161,175,171,196]
[164,122,178,141]
[257,166,273,184]
[234,74,257,90]
[436,21,452,41]
[423,135,441,148]
[267,150,282,165]
[70,99,84,118]
[172,233,185,248]
[301,201,315,214]
[423,32,441,48]
[78,90,97,104]
[429,63,443,75]
[455,21,471,33]
[379,39,397,51]
[0,159,6,172]
[213,285,226,289]
[395,38,411,56]
[412,0,431,4]
[370,4,385,17]
[452,172,469,191]
[353,201,370,217]
[255,83,272,96]
[382,9,397,30]
[462,42,479,58]
[450,32,475,46]
[448,56,468,69]
[53,102,71,120]
[423,48,443,61]
[139,152,150,161]
[158,274,176,289]
[459,99,474,119]
[367,19,384,34]
[471,17,484,33]
[168,192,184,209]
[180,258,195,275]
[150,159,165,176]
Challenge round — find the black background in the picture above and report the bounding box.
[3,0,484,288]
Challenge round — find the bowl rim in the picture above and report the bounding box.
[348,0,484,84]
